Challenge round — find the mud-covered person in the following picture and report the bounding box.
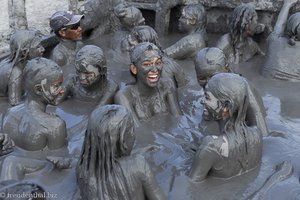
[114,42,182,126]
[58,45,118,105]
[77,105,166,200]
[123,25,188,88]
[216,3,265,64]
[189,73,263,182]
[49,11,84,74]
[262,0,300,81]
[0,30,44,106]
[1,58,70,181]
[194,47,268,136]
[164,3,207,60]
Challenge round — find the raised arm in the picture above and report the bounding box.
[273,0,299,36]
[96,80,119,107]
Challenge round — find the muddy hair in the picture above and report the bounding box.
[23,57,62,94]
[77,105,135,200]
[183,3,207,32]
[114,3,144,29]
[75,45,107,84]
[286,12,300,46]
[130,25,162,49]
[206,73,255,169]
[229,3,257,47]
[194,47,229,78]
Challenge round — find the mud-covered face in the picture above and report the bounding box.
[38,75,64,105]
[120,8,145,30]
[28,39,45,59]
[201,91,224,121]
[245,14,258,36]
[178,9,195,33]
[133,52,163,87]
[76,62,101,88]
[59,23,82,40]
[197,74,211,88]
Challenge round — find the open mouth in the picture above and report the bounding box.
[147,73,159,83]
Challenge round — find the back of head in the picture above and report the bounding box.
[130,25,161,48]
[194,47,228,78]
[77,104,134,200]
[75,45,106,70]
[9,30,43,62]
[24,57,62,94]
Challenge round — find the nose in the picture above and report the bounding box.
[200,97,205,105]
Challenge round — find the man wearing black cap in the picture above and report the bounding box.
[49,11,84,71]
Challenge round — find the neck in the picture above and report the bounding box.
[25,96,47,112]
[60,38,77,50]
[135,79,158,96]
[217,118,230,133]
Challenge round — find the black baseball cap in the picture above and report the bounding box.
[50,11,83,32]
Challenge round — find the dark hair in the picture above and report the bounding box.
[287,12,300,46]
[77,105,135,200]
[130,25,161,49]
[229,3,257,47]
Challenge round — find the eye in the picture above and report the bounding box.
[156,59,162,65]
[142,62,151,67]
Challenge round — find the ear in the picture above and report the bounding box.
[224,63,230,72]
[130,64,137,75]
[34,84,43,96]
[222,100,232,120]
[58,30,66,37]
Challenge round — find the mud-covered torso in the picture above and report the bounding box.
[0,60,12,96]
[263,34,300,81]
[2,104,67,151]
[128,80,173,120]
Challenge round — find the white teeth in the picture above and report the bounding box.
[148,75,158,78]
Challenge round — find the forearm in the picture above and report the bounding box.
[273,2,294,36]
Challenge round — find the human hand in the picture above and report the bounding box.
[46,156,71,169]
[0,133,15,156]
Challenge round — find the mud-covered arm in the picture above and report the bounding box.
[8,65,23,106]
[114,89,141,127]
[97,80,119,107]
[164,57,188,87]
[0,133,15,156]
[56,75,75,103]
[166,81,182,116]
[47,120,67,150]
[273,0,298,36]
[141,158,167,200]
[164,35,205,60]
[51,49,67,67]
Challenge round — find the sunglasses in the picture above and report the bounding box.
[63,23,80,30]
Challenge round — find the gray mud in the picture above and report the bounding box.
[1,33,300,200]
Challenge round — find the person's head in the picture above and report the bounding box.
[77,105,135,200]
[50,11,83,40]
[9,30,44,63]
[130,42,163,87]
[126,25,161,51]
[201,73,249,126]
[194,47,230,87]
[75,45,107,88]
[230,3,258,42]
[178,3,207,33]
[286,12,300,46]
[114,4,145,31]
[24,58,64,105]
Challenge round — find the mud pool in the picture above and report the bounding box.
[1,33,300,200]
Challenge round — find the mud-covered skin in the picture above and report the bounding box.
[263,0,300,81]
[216,3,265,64]
[59,45,119,105]
[1,58,69,181]
[77,105,166,200]
[114,43,182,126]
[189,73,263,182]
[164,4,207,60]
[0,30,44,106]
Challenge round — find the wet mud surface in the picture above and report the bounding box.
[1,33,300,200]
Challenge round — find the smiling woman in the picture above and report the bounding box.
[114,42,182,126]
